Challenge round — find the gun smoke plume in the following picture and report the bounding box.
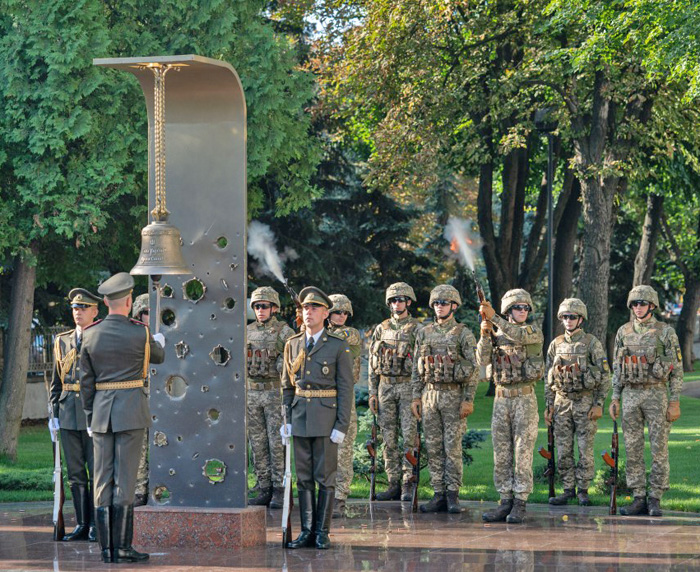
[445,216,482,271]
[247,221,297,282]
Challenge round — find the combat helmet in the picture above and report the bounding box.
[501,288,534,314]
[627,285,659,309]
[329,294,353,316]
[385,282,416,305]
[557,298,587,320]
[250,286,281,308]
[429,284,462,307]
[132,293,150,320]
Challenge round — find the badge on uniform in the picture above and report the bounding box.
[526,326,534,334]
[676,348,682,362]
[602,358,610,372]
[322,366,330,375]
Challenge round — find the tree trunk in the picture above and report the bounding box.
[676,276,699,372]
[0,255,37,460]
[633,194,664,286]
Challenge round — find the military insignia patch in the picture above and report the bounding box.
[526,326,534,334]
[322,366,330,375]
[676,348,682,362]
[602,359,610,372]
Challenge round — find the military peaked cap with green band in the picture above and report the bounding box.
[98,272,134,300]
[299,286,332,308]
[68,288,101,307]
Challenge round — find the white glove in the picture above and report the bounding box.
[87,427,93,438]
[330,429,345,444]
[280,424,292,445]
[48,418,60,442]
[153,333,165,348]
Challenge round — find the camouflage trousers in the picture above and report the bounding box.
[135,429,149,497]
[492,390,539,501]
[552,392,597,491]
[622,387,670,499]
[378,381,417,485]
[247,387,284,489]
[335,400,358,501]
[422,387,466,493]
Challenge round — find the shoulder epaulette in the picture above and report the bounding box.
[327,330,346,341]
[83,319,102,331]
[56,328,75,339]
[288,330,305,340]
[129,318,148,326]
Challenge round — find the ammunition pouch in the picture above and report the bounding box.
[619,347,671,387]
[493,345,543,385]
[246,346,279,379]
[418,343,472,385]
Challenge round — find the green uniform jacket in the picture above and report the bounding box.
[50,329,89,431]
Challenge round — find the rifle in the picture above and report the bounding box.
[405,420,422,513]
[282,280,303,330]
[280,401,293,548]
[538,417,556,499]
[365,414,378,501]
[48,402,65,541]
[602,404,619,515]
[472,270,488,322]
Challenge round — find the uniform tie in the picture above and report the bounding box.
[76,334,82,353]
[306,337,315,353]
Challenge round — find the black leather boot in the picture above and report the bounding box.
[549,488,576,506]
[315,489,334,549]
[286,489,316,549]
[482,499,513,522]
[63,484,90,541]
[376,481,401,501]
[420,492,447,513]
[113,505,149,563]
[95,506,112,563]
[87,483,97,542]
[620,496,647,516]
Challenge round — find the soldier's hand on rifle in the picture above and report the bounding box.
[48,418,60,442]
[588,405,603,421]
[153,332,165,348]
[666,400,681,423]
[459,401,474,419]
[368,395,378,415]
[544,406,553,427]
[480,320,493,336]
[411,398,422,420]
[608,399,620,420]
[479,301,496,321]
[87,426,93,438]
[280,423,292,445]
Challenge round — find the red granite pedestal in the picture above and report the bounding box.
[134,505,266,549]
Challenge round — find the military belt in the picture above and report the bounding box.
[248,381,281,391]
[62,383,80,392]
[380,375,411,384]
[625,382,666,390]
[426,382,463,391]
[95,379,145,391]
[295,388,337,398]
[496,385,534,398]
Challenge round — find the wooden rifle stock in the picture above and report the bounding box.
[602,405,619,515]
[404,420,422,513]
[538,422,556,498]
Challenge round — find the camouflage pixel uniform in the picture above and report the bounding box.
[411,316,478,493]
[132,293,150,502]
[477,315,543,501]
[545,329,610,492]
[612,316,683,500]
[327,323,361,501]
[247,315,295,491]
[368,315,422,488]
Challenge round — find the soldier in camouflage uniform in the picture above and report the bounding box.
[247,286,295,507]
[132,294,150,507]
[326,294,362,518]
[410,285,478,513]
[478,289,544,524]
[609,285,683,517]
[368,282,422,501]
[545,298,610,506]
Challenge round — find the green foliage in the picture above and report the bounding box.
[352,408,386,483]
[461,429,486,466]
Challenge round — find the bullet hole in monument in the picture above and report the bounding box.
[202,459,226,484]
[201,385,209,392]
[161,309,176,327]
[234,373,240,381]
[216,236,228,249]
[152,415,157,421]
[230,263,239,271]
[153,431,168,447]
[183,277,206,303]
[210,314,216,320]
[177,436,183,442]
[221,279,229,290]
[228,444,235,451]
[222,297,235,311]
[175,341,189,359]
[161,284,174,298]
[153,486,170,504]
[165,375,188,399]
[192,452,199,460]
[169,469,176,476]
[151,368,157,376]
[207,409,221,424]
[209,344,230,366]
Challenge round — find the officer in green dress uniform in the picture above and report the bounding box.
[80,273,165,564]
[49,288,101,542]
[280,286,354,550]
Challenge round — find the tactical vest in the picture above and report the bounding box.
[416,323,473,385]
[618,321,674,386]
[247,320,285,379]
[370,318,418,378]
[550,333,600,394]
[328,325,361,384]
[492,329,544,385]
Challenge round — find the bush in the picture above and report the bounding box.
[462,429,487,465]
[0,468,53,491]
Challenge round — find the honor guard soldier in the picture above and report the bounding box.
[246,286,294,508]
[326,294,362,518]
[368,282,422,501]
[132,294,150,507]
[478,289,544,524]
[410,285,478,513]
[609,285,683,517]
[281,287,353,550]
[80,273,165,563]
[49,288,101,542]
[544,298,610,506]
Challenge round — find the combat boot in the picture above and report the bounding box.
[506,499,527,524]
[315,489,334,549]
[401,482,413,502]
[248,486,273,506]
[620,496,647,516]
[287,490,316,549]
[419,492,447,513]
[577,489,591,506]
[63,484,90,541]
[376,481,401,501]
[113,505,149,563]
[269,487,285,509]
[548,488,576,506]
[446,491,462,514]
[647,497,663,517]
[332,497,346,519]
[482,499,513,522]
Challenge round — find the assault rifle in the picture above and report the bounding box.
[48,402,65,541]
[405,420,422,513]
[366,414,378,501]
[280,402,293,548]
[282,280,303,330]
[602,404,619,515]
[538,418,556,499]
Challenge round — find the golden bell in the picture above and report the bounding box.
[130,220,191,277]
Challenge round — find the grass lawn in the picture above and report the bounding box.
[3,361,700,512]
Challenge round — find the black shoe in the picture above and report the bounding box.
[446,491,462,514]
[647,497,663,517]
[506,499,527,524]
[577,489,591,506]
[315,489,334,549]
[332,497,346,519]
[549,488,576,506]
[249,486,273,506]
[287,490,316,549]
[401,482,413,502]
[63,484,90,541]
[420,492,447,513]
[88,524,97,543]
[620,496,647,516]
[269,487,285,509]
[375,482,401,501]
[482,499,513,523]
[95,506,112,563]
[134,493,148,507]
[113,505,149,563]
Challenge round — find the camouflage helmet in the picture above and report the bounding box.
[429,284,462,307]
[329,294,353,316]
[627,285,659,309]
[250,286,281,308]
[385,282,416,305]
[132,293,150,320]
[501,288,535,314]
[557,298,588,320]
